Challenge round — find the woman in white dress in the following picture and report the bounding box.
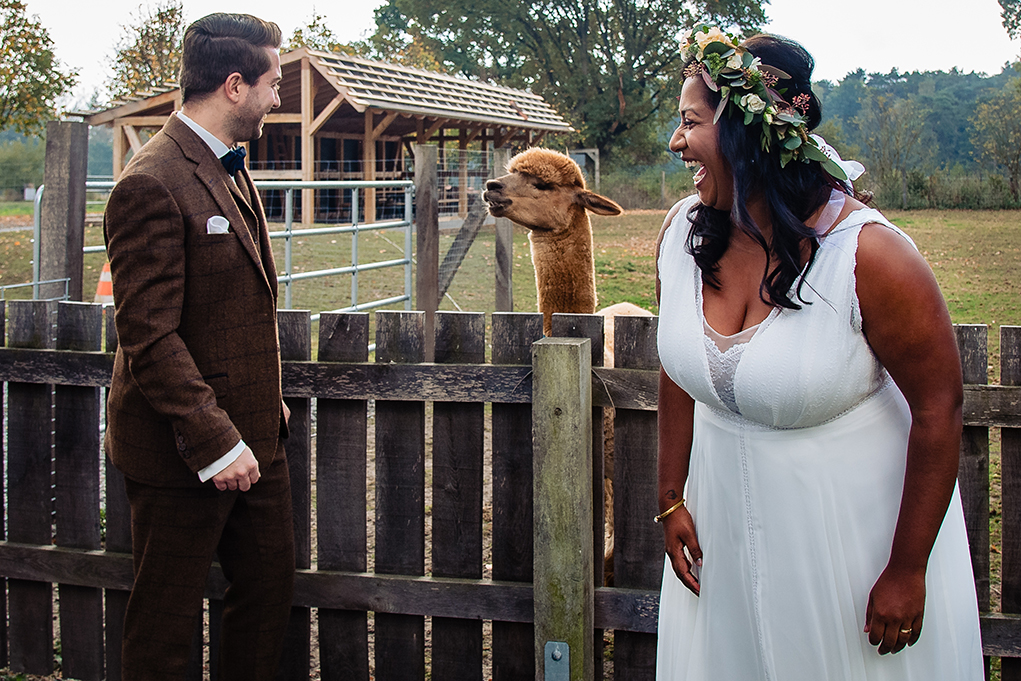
[655,27,983,680]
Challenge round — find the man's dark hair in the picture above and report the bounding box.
[180,13,282,103]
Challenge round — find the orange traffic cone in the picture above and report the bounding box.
[95,262,113,303]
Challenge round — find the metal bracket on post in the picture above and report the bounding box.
[544,641,570,681]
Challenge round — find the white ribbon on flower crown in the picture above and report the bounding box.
[810,134,865,181]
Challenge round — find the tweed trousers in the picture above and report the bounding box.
[122,441,294,681]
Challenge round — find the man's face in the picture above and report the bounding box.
[229,47,281,143]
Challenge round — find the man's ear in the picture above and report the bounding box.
[576,189,623,216]
[224,72,245,104]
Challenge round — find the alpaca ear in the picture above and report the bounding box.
[576,190,623,216]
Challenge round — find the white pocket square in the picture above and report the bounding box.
[206,216,230,234]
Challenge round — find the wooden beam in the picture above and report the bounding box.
[372,111,399,140]
[301,56,316,225]
[364,110,377,222]
[464,126,484,145]
[265,113,303,124]
[118,116,171,128]
[310,93,345,135]
[494,127,516,148]
[531,131,547,146]
[112,124,125,179]
[85,90,178,126]
[423,118,447,141]
[123,126,143,155]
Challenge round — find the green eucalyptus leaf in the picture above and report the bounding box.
[744,110,754,125]
[713,94,728,124]
[742,51,754,68]
[821,157,848,181]
[802,143,828,162]
[760,64,792,80]
[784,136,802,149]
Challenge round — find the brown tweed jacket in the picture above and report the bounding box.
[104,114,286,487]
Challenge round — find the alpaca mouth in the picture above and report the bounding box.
[483,192,510,214]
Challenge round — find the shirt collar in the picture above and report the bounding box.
[176,111,232,159]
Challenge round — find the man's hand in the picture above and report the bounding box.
[211,447,260,491]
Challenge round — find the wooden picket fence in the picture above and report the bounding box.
[0,300,1018,680]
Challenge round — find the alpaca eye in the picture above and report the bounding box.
[535,182,553,191]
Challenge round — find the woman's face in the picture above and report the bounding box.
[669,77,734,211]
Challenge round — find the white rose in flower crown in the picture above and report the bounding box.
[695,26,730,52]
[763,108,774,124]
[726,52,744,69]
[740,93,766,113]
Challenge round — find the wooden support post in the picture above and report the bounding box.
[458,128,468,217]
[532,337,594,681]
[54,302,104,681]
[414,144,439,362]
[1001,326,1021,680]
[7,300,56,675]
[277,309,313,678]
[301,57,316,225]
[364,110,377,224]
[113,123,126,179]
[40,120,88,301]
[493,147,514,312]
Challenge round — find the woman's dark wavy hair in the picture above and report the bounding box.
[683,33,846,310]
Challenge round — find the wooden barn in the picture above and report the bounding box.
[85,47,573,223]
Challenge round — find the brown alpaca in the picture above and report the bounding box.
[484,148,653,584]
[483,147,622,335]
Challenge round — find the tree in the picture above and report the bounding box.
[854,91,932,208]
[1001,0,1021,38]
[107,0,185,102]
[365,0,767,161]
[0,130,45,196]
[0,0,77,135]
[289,11,352,54]
[971,78,1021,200]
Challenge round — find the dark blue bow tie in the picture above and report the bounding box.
[221,146,246,175]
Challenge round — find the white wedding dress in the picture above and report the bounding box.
[655,195,983,680]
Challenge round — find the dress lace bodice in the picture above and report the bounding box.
[658,195,911,429]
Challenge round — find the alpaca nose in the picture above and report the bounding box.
[486,179,503,191]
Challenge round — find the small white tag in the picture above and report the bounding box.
[206,216,230,234]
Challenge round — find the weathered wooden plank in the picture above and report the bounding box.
[415,145,439,361]
[103,303,130,681]
[1003,326,1021,680]
[7,300,55,676]
[610,315,660,681]
[374,310,426,681]
[1,349,1017,423]
[316,313,370,681]
[491,312,542,681]
[39,121,87,301]
[278,310,313,679]
[431,312,485,681]
[532,337,594,680]
[54,302,104,681]
[955,325,990,614]
[493,148,514,312]
[982,613,1021,657]
[552,313,607,679]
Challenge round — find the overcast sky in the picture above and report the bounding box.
[26,0,1021,105]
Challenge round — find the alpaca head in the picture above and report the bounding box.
[483,148,622,234]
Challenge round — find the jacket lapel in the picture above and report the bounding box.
[165,116,273,294]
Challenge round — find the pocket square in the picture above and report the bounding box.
[206,216,230,234]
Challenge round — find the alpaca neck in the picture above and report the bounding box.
[530,216,597,334]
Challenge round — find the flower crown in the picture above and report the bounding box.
[680,24,855,182]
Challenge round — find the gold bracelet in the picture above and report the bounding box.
[654,498,685,523]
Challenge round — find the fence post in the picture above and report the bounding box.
[7,300,56,675]
[0,302,6,669]
[414,145,439,362]
[493,147,514,312]
[39,120,88,301]
[1001,326,1021,680]
[532,336,594,680]
[955,324,990,611]
[54,301,104,681]
[277,309,313,678]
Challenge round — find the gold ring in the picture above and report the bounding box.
[899,628,912,635]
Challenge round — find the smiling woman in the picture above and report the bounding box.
[654,25,984,681]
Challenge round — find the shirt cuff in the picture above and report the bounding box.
[198,439,246,482]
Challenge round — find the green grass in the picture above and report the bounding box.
[0,201,34,217]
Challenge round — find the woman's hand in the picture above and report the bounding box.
[865,564,926,654]
[662,506,702,595]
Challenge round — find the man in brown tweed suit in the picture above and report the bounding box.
[104,13,294,680]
